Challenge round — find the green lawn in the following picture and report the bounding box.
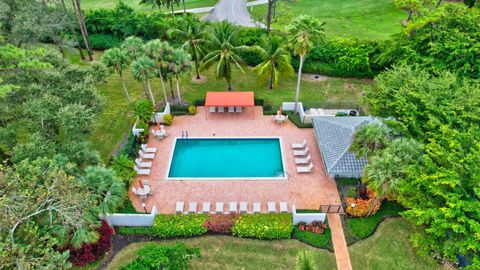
[81,0,217,12]
[89,49,369,160]
[105,218,444,270]
[250,0,406,40]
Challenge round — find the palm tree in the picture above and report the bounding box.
[287,15,325,112]
[202,21,245,90]
[349,123,390,159]
[143,39,173,104]
[71,0,93,61]
[131,56,156,107]
[167,14,208,80]
[121,36,145,61]
[166,48,192,104]
[101,48,132,102]
[252,34,294,90]
[138,0,164,10]
[295,250,318,270]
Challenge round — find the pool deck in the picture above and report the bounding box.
[131,106,341,213]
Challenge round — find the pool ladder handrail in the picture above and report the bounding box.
[274,170,290,180]
[181,130,189,139]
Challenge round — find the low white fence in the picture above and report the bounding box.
[282,102,305,122]
[292,205,326,225]
[102,206,158,227]
[152,103,171,123]
[131,118,144,137]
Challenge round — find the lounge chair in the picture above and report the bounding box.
[293,147,309,157]
[228,106,235,113]
[295,155,311,165]
[215,202,224,214]
[134,165,150,175]
[297,163,314,173]
[135,158,152,168]
[175,202,184,214]
[132,187,138,195]
[279,202,288,213]
[239,202,248,213]
[138,149,155,159]
[253,202,261,213]
[235,106,242,113]
[209,106,216,113]
[188,202,197,213]
[228,202,238,214]
[267,202,276,213]
[218,107,225,113]
[202,202,211,214]
[291,139,307,149]
[141,144,157,153]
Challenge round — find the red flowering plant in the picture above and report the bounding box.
[345,189,381,217]
[68,221,113,266]
[203,215,239,234]
[297,221,327,234]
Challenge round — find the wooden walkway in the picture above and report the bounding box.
[328,213,353,270]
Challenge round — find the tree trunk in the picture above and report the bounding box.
[72,0,93,61]
[170,3,175,17]
[176,77,182,105]
[146,80,156,107]
[266,0,274,32]
[119,71,131,102]
[169,79,175,98]
[293,55,304,113]
[407,10,413,22]
[227,79,232,91]
[182,0,186,14]
[193,51,201,79]
[366,197,380,217]
[269,63,274,90]
[56,42,66,58]
[158,71,168,104]
[60,0,85,60]
[142,81,149,99]
[436,0,442,7]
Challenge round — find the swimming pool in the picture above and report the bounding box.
[166,137,286,180]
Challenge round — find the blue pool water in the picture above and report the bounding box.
[167,138,284,178]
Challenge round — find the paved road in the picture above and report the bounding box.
[182,0,268,14]
[203,0,266,27]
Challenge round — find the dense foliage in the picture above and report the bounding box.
[232,213,293,239]
[153,214,208,238]
[121,243,200,270]
[68,221,113,267]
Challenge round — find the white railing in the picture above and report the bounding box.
[102,206,158,227]
[282,102,305,122]
[131,118,144,137]
[292,205,326,225]
[152,103,171,123]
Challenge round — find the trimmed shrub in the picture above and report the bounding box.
[293,227,333,250]
[68,221,113,266]
[193,99,205,106]
[153,214,208,238]
[203,215,239,234]
[163,114,173,125]
[188,105,196,115]
[117,226,155,236]
[285,111,313,128]
[120,243,200,270]
[232,213,293,239]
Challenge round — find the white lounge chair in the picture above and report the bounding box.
[132,187,138,195]
[175,202,184,214]
[215,202,224,214]
[267,202,276,213]
[279,202,288,213]
[291,139,307,149]
[138,149,155,159]
[293,147,309,157]
[202,202,211,213]
[253,202,261,213]
[295,155,311,165]
[218,107,225,113]
[141,144,157,153]
[209,106,216,113]
[239,202,248,213]
[297,163,314,173]
[228,202,238,213]
[188,202,197,213]
[228,106,235,113]
[134,165,150,175]
[235,106,242,113]
[135,158,152,168]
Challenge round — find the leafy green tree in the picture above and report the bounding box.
[202,21,246,90]
[394,0,425,21]
[287,15,325,112]
[102,47,132,102]
[78,166,126,215]
[295,250,317,270]
[11,133,55,163]
[349,123,390,159]
[132,55,157,107]
[133,99,154,122]
[252,34,293,90]
[168,15,208,80]
[111,153,136,186]
[464,0,477,8]
[143,39,173,103]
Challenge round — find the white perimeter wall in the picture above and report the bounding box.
[292,205,326,224]
[282,102,305,123]
[102,206,158,226]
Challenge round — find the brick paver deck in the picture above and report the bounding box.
[131,106,341,213]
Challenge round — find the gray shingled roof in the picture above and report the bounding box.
[312,116,378,178]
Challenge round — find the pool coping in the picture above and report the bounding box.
[164,136,289,181]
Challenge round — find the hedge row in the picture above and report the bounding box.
[151,213,293,240]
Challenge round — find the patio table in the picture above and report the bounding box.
[275,115,287,123]
[136,185,151,196]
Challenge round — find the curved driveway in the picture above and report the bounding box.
[202,0,266,27]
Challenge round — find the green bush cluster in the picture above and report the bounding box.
[293,227,333,250]
[117,226,155,236]
[121,243,200,270]
[153,214,208,238]
[78,33,122,50]
[232,213,293,239]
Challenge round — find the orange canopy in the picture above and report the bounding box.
[205,91,254,107]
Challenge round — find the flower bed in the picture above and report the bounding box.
[68,221,113,267]
[232,213,293,239]
[345,189,381,217]
[203,214,239,234]
[297,221,327,234]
